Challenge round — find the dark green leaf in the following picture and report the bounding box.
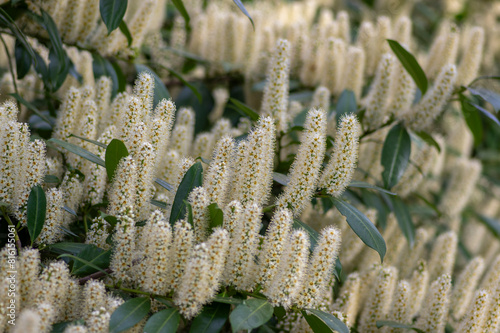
[44,175,59,184]
[185,200,194,225]
[213,295,243,305]
[27,185,46,243]
[476,213,500,239]
[208,203,224,231]
[229,299,273,331]
[336,89,357,120]
[460,94,483,145]
[381,123,412,189]
[0,7,36,61]
[105,139,129,181]
[47,242,91,256]
[293,218,319,250]
[348,180,396,195]
[93,53,119,98]
[331,197,386,262]
[155,178,174,192]
[291,109,309,128]
[301,309,349,333]
[109,297,151,333]
[70,134,108,149]
[100,211,118,226]
[119,20,132,47]
[15,39,31,79]
[58,254,111,278]
[144,308,180,333]
[190,303,230,333]
[470,102,500,127]
[50,320,85,333]
[388,195,415,247]
[387,39,428,95]
[273,172,290,186]
[376,320,425,333]
[232,0,254,29]
[467,87,500,112]
[171,0,190,30]
[151,199,168,210]
[135,64,170,109]
[111,60,126,94]
[169,162,203,225]
[100,0,128,34]
[415,131,441,153]
[229,98,259,121]
[10,93,53,126]
[162,66,201,102]
[48,138,105,167]
[71,245,111,276]
[62,205,77,216]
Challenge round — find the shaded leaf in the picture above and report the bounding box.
[14,39,31,79]
[27,185,46,243]
[0,7,36,61]
[151,199,168,210]
[388,195,415,247]
[229,299,273,331]
[144,308,180,333]
[135,64,170,109]
[229,98,259,121]
[71,245,111,276]
[44,175,59,184]
[171,0,190,30]
[109,297,151,333]
[162,65,201,102]
[105,139,129,181]
[476,213,500,240]
[100,0,128,34]
[470,102,500,127]
[70,134,108,149]
[58,254,111,278]
[47,242,91,256]
[93,52,120,98]
[348,180,396,195]
[169,162,203,225]
[10,93,53,126]
[190,302,230,333]
[331,197,386,262]
[301,309,349,333]
[387,39,428,95]
[415,131,441,153]
[155,178,174,192]
[119,20,132,47]
[467,86,500,112]
[460,94,483,145]
[48,138,105,167]
[213,295,243,305]
[208,203,224,231]
[381,123,412,189]
[336,89,357,120]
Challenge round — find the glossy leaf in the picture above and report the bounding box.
[119,20,132,47]
[467,86,500,112]
[348,180,396,195]
[100,0,128,34]
[70,134,108,149]
[162,66,201,102]
[381,123,412,189]
[229,299,273,331]
[470,102,500,127]
[213,295,243,305]
[171,0,190,30]
[331,197,386,262]
[144,308,180,333]
[48,138,105,167]
[71,245,111,276]
[109,297,151,333]
[387,39,428,95]
[44,175,59,184]
[105,139,129,181]
[93,53,120,98]
[232,0,254,29]
[376,320,425,333]
[460,95,483,145]
[336,89,357,120]
[273,172,290,186]
[476,213,500,240]
[135,64,170,109]
[151,199,168,210]
[208,203,224,231]
[169,162,203,225]
[47,242,92,256]
[58,254,111,278]
[415,131,441,153]
[155,178,174,192]
[301,309,349,333]
[389,195,415,247]
[229,98,259,121]
[190,302,230,333]
[27,185,46,243]
[0,7,36,61]
[14,39,31,79]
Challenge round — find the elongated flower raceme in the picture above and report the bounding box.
[428,231,458,281]
[405,64,457,132]
[276,108,327,216]
[384,280,412,332]
[457,26,485,86]
[456,289,489,333]
[107,156,138,218]
[188,187,210,243]
[416,274,452,333]
[110,214,136,284]
[342,46,366,99]
[332,272,361,325]
[319,114,360,197]
[451,257,486,320]
[204,136,235,208]
[260,39,291,133]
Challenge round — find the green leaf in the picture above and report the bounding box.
[100,0,128,34]
[71,245,111,276]
[381,123,412,189]
[119,20,133,47]
[62,205,77,216]
[58,254,112,278]
[348,180,396,195]
[100,211,118,227]
[376,320,425,333]
[476,213,500,240]
[273,172,290,186]
[155,178,174,192]
[15,39,31,79]
[111,60,126,94]
[301,309,349,333]
[27,185,46,243]
[331,197,386,262]
[293,219,319,250]
[0,7,36,61]
[336,89,357,120]
[470,102,500,127]
[189,302,230,333]
[10,93,53,126]
[388,195,415,247]
[93,53,120,98]
[229,299,273,331]
[467,86,500,112]
[109,297,151,333]
[460,94,483,145]
[144,308,180,333]
[171,0,190,31]
[169,162,203,225]
[50,320,85,333]
[162,66,201,102]
[415,131,441,153]
[48,138,105,167]
[151,199,168,210]
[232,0,254,29]
[229,98,259,121]
[213,295,243,305]
[69,134,108,149]
[44,175,59,184]
[105,139,129,181]
[387,39,428,95]
[208,203,224,231]
[135,64,170,109]
[47,242,91,256]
